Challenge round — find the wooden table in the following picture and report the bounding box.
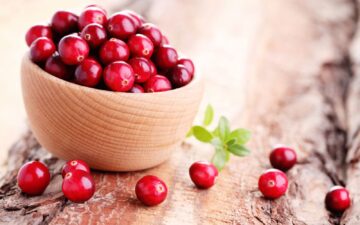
[1,0,360,224]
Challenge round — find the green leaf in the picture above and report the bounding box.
[192,126,213,143]
[211,137,223,149]
[226,138,236,146]
[226,128,251,145]
[228,144,250,156]
[186,127,193,138]
[203,104,214,126]
[212,148,228,171]
[218,116,230,141]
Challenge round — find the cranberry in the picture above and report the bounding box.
[189,161,218,189]
[170,64,193,88]
[17,161,50,196]
[61,159,91,178]
[129,57,152,83]
[161,35,170,45]
[62,170,95,203]
[258,169,288,199]
[144,75,172,92]
[122,10,144,29]
[148,60,157,76]
[178,58,195,76]
[103,61,135,92]
[325,186,351,213]
[51,11,79,35]
[270,146,297,172]
[107,13,136,39]
[99,38,130,64]
[45,54,74,80]
[78,7,107,30]
[75,59,102,87]
[129,84,145,93]
[155,45,178,69]
[135,175,167,206]
[80,23,107,48]
[25,25,53,47]
[138,23,162,46]
[30,37,56,63]
[85,5,107,15]
[128,34,154,58]
[58,34,89,65]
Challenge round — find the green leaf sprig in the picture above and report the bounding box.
[187,104,251,171]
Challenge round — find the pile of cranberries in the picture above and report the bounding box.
[25,5,195,93]
[258,145,351,214]
[17,159,95,203]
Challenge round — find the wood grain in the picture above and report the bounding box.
[2,0,360,224]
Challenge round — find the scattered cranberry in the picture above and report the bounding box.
[155,45,178,69]
[129,57,152,83]
[325,186,351,213]
[107,13,137,39]
[61,159,91,178]
[75,59,103,87]
[144,75,172,92]
[129,84,145,93]
[258,169,288,199]
[99,38,130,64]
[25,25,53,47]
[58,34,89,65]
[178,58,195,76]
[62,170,95,203]
[148,60,157,76]
[270,146,297,172]
[135,175,167,206]
[45,54,74,80]
[78,7,107,30]
[170,64,193,87]
[30,37,56,63]
[103,61,135,92]
[138,23,162,47]
[189,161,218,189]
[127,34,154,59]
[17,161,50,196]
[51,11,79,35]
[80,23,107,48]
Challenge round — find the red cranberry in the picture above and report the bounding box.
[75,59,102,87]
[170,64,193,88]
[122,10,144,29]
[129,84,145,93]
[45,54,74,80]
[155,45,178,69]
[325,186,351,213]
[25,25,53,47]
[161,35,169,45]
[99,38,130,64]
[189,161,218,189]
[258,169,288,199]
[80,23,107,48]
[135,175,167,206]
[129,57,152,83]
[138,23,162,46]
[107,13,136,39]
[30,37,56,63]
[85,5,107,15]
[61,159,91,178]
[270,146,297,172]
[144,75,172,92]
[17,161,50,196]
[78,7,107,30]
[103,61,135,92]
[128,34,154,59]
[178,58,195,76]
[51,11,79,35]
[148,60,157,76]
[59,34,90,65]
[62,170,95,203]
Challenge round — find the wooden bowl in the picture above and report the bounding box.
[21,55,204,171]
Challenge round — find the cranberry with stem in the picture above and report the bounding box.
[169,64,193,88]
[17,161,50,196]
[75,58,103,87]
[99,38,129,64]
[80,23,107,49]
[129,57,152,83]
[103,61,135,92]
[189,161,218,189]
[62,170,95,203]
[62,159,91,178]
[138,23,162,47]
[58,34,90,65]
[129,84,145,93]
[30,37,56,63]
[128,34,154,59]
[45,54,74,80]
[51,11,79,35]
[258,169,288,199]
[155,45,178,69]
[107,13,137,40]
[144,75,172,92]
[78,7,107,30]
[325,186,351,213]
[25,25,53,47]
[135,175,167,206]
[270,146,297,172]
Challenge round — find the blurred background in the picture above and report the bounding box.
[0,0,261,172]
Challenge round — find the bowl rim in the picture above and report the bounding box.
[23,53,202,97]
